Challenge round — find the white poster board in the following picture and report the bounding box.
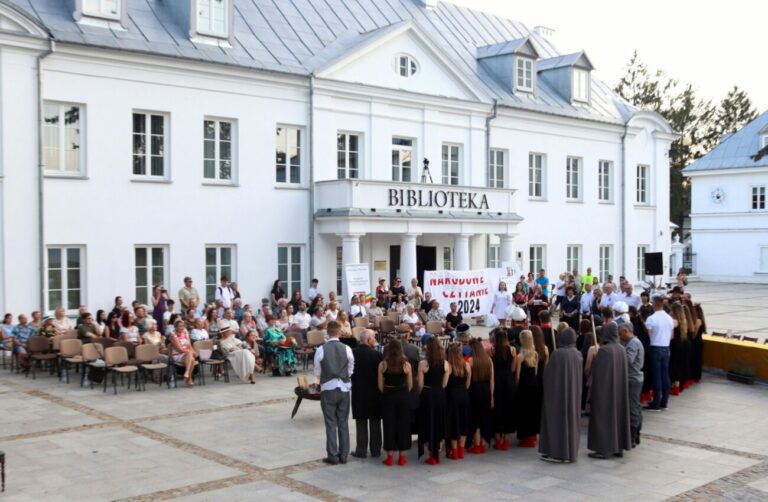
[344,263,371,307]
[424,268,501,317]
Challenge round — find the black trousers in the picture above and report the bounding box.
[355,418,382,457]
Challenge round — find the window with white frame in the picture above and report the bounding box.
[573,69,590,102]
[278,246,303,297]
[205,246,235,302]
[566,245,581,274]
[529,245,545,274]
[488,149,504,188]
[43,103,83,175]
[599,245,612,282]
[761,246,768,273]
[392,137,413,182]
[516,57,533,92]
[443,247,453,270]
[82,0,120,18]
[276,126,301,184]
[566,156,581,200]
[203,119,233,181]
[636,164,649,204]
[752,186,766,210]
[197,0,228,37]
[528,153,545,198]
[442,144,461,185]
[133,112,167,178]
[762,134,768,149]
[135,246,168,306]
[598,160,612,202]
[637,245,648,281]
[46,246,84,312]
[337,132,360,179]
[336,247,343,296]
[487,244,500,269]
[395,54,418,77]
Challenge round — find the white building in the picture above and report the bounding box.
[0,0,674,315]
[683,110,768,283]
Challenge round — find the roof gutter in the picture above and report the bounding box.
[37,40,55,313]
[308,73,316,283]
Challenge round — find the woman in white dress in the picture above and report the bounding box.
[219,326,257,384]
[407,278,423,309]
[491,282,512,324]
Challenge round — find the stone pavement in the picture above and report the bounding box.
[1,361,767,501]
[685,281,768,343]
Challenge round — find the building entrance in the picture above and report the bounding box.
[389,245,436,287]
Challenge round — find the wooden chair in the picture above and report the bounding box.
[387,311,400,324]
[426,321,444,337]
[193,340,228,384]
[80,343,104,388]
[378,318,396,341]
[352,317,370,329]
[741,336,759,343]
[710,332,727,338]
[135,344,169,390]
[352,326,366,341]
[103,346,140,394]
[307,330,327,347]
[27,336,57,379]
[59,339,83,384]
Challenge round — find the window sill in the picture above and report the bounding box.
[131,177,172,184]
[202,181,239,188]
[528,197,547,202]
[44,174,89,180]
[634,204,656,210]
[598,200,615,205]
[275,184,309,190]
[566,199,583,204]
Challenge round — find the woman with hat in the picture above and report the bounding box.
[220,324,257,384]
[39,316,58,338]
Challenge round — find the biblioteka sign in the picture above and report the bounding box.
[387,188,490,210]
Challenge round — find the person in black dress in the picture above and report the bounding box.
[515,330,541,448]
[468,338,494,454]
[668,302,687,396]
[417,338,450,464]
[491,328,517,450]
[445,343,472,460]
[690,303,706,383]
[560,286,581,331]
[378,340,413,466]
[630,307,653,404]
[681,302,697,389]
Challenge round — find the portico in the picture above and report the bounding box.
[315,179,522,301]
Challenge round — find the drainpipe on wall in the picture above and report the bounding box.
[485,99,498,184]
[620,119,629,278]
[37,40,55,313]
[308,74,315,282]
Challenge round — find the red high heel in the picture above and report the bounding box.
[458,446,465,459]
[670,386,680,396]
[501,439,510,450]
[382,453,394,466]
[494,438,502,450]
[398,454,406,466]
[469,445,482,454]
[447,449,459,460]
[426,453,438,465]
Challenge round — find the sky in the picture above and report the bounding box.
[450,0,767,112]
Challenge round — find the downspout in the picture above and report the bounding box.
[37,40,55,312]
[620,119,629,278]
[308,74,315,282]
[485,99,498,266]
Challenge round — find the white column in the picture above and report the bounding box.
[454,234,472,271]
[400,234,418,285]
[340,234,362,309]
[499,234,515,266]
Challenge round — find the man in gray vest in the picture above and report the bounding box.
[313,320,355,464]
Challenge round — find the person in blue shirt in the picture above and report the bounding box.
[535,269,550,299]
[10,314,35,370]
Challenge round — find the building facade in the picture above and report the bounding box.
[683,111,768,283]
[0,0,674,315]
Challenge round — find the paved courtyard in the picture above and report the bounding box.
[685,281,768,343]
[1,361,767,501]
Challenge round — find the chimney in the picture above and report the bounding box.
[533,25,555,39]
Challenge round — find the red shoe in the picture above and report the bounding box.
[501,439,510,450]
[382,453,394,466]
[458,446,465,459]
[447,449,459,460]
[640,391,653,404]
[469,445,482,454]
[670,386,680,396]
[494,439,502,450]
[398,454,406,466]
[426,453,438,465]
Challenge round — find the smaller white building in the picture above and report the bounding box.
[683,110,768,282]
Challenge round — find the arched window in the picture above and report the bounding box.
[395,54,418,77]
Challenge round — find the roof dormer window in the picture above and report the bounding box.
[515,57,534,92]
[82,0,120,19]
[396,54,418,77]
[197,0,229,38]
[573,68,590,103]
[762,134,768,149]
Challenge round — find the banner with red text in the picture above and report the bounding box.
[424,268,501,317]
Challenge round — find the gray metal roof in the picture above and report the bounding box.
[7,0,635,124]
[683,110,768,173]
[537,51,594,72]
[475,37,533,59]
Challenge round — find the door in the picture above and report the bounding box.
[389,245,400,286]
[416,246,436,287]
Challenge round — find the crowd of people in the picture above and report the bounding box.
[1,266,707,466]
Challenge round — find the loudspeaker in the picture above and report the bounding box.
[644,252,663,276]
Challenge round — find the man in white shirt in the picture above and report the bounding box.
[644,297,674,411]
[214,276,235,309]
[580,283,595,318]
[314,321,355,465]
[218,308,239,334]
[292,302,312,342]
[599,284,620,309]
[308,278,320,302]
[619,283,641,310]
[349,295,365,318]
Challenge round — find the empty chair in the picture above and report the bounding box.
[387,311,400,324]
[307,330,327,348]
[379,318,396,339]
[426,321,444,337]
[27,336,57,380]
[135,344,169,390]
[193,340,228,384]
[352,326,366,341]
[80,342,104,388]
[59,339,83,384]
[104,346,140,394]
[352,317,370,329]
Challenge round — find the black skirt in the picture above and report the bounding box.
[516,363,540,439]
[382,385,412,451]
[493,368,516,434]
[469,380,493,443]
[445,375,471,440]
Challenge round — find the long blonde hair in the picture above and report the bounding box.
[671,302,688,341]
[519,330,538,367]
